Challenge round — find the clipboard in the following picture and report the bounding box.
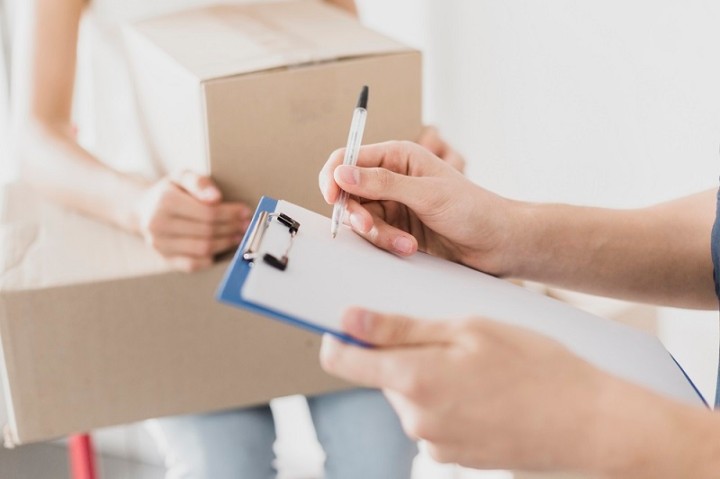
[217,196,367,346]
[217,196,707,407]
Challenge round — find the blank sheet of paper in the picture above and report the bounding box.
[241,200,705,407]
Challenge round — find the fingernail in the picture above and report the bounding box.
[319,174,328,194]
[336,165,359,186]
[357,310,373,334]
[202,187,220,201]
[393,236,413,254]
[320,334,340,363]
[349,213,365,233]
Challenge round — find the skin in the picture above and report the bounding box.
[15,0,452,273]
[317,140,720,477]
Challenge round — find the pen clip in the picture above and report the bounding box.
[243,211,300,271]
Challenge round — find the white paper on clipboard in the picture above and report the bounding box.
[241,200,706,407]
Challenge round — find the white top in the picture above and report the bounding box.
[74,0,282,178]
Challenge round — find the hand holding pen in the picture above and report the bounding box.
[330,85,369,238]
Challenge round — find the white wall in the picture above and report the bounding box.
[0,4,9,185]
[360,0,719,403]
[426,1,720,207]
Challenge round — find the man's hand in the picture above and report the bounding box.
[417,126,466,172]
[319,308,715,476]
[133,171,251,272]
[319,141,518,274]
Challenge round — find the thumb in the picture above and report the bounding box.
[172,171,222,204]
[341,308,455,347]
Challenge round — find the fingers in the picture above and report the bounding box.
[417,126,446,157]
[443,149,466,172]
[168,189,251,224]
[345,198,417,256]
[320,334,432,392]
[319,141,441,204]
[418,126,466,172]
[138,174,254,272]
[333,164,431,213]
[171,170,222,204]
[340,308,457,347]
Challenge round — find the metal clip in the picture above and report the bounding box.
[242,212,300,271]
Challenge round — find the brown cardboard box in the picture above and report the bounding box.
[0,183,349,446]
[123,0,423,214]
[1,1,422,446]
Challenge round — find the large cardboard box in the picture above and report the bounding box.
[123,0,423,214]
[0,183,349,446]
[1,1,422,446]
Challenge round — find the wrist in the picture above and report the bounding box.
[111,174,153,235]
[471,196,539,278]
[587,377,718,479]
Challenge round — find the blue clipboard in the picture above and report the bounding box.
[216,196,369,347]
[216,197,708,407]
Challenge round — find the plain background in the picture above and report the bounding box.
[357,0,720,404]
[0,1,718,476]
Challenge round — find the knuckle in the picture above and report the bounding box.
[400,411,427,440]
[330,148,345,162]
[402,411,436,440]
[203,207,218,222]
[197,239,214,256]
[372,168,392,192]
[386,316,412,344]
[398,369,428,401]
[146,235,161,250]
[146,215,163,234]
[157,188,177,210]
[197,222,213,237]
[426,443,456,464]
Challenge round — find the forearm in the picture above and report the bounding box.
[324,0,357,14]
[18,120,148,232]
[588,377,720,478]
[502,191,716,309]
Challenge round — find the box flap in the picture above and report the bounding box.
[127,0,413,81]
[0,183,171,292]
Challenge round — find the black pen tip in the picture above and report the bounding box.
[357,85,369,110]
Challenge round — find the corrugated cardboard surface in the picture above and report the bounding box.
[1,0,422,446]
[128,1,412,81]
[124,0,423,207]
[205,51,422,211]
[0,185,348,446]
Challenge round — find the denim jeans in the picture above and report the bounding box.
[146,388,417,478]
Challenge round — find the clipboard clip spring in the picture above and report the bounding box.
[242,211,300,272]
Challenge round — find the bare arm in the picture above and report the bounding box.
[320,142,717,310]
[14,0,149,230]
[509,190,717,309]
[14,0,249,271]
[321,308,720,477]
[325,0,358,15]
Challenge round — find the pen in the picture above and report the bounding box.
[331,85,369,239]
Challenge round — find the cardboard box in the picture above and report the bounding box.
[0,183,349,446]
[123,0,423,214]
[0,1,422,446]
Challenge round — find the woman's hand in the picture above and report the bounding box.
[319,141,518,274]
[417,126,466,172]
[133,171,252,272]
